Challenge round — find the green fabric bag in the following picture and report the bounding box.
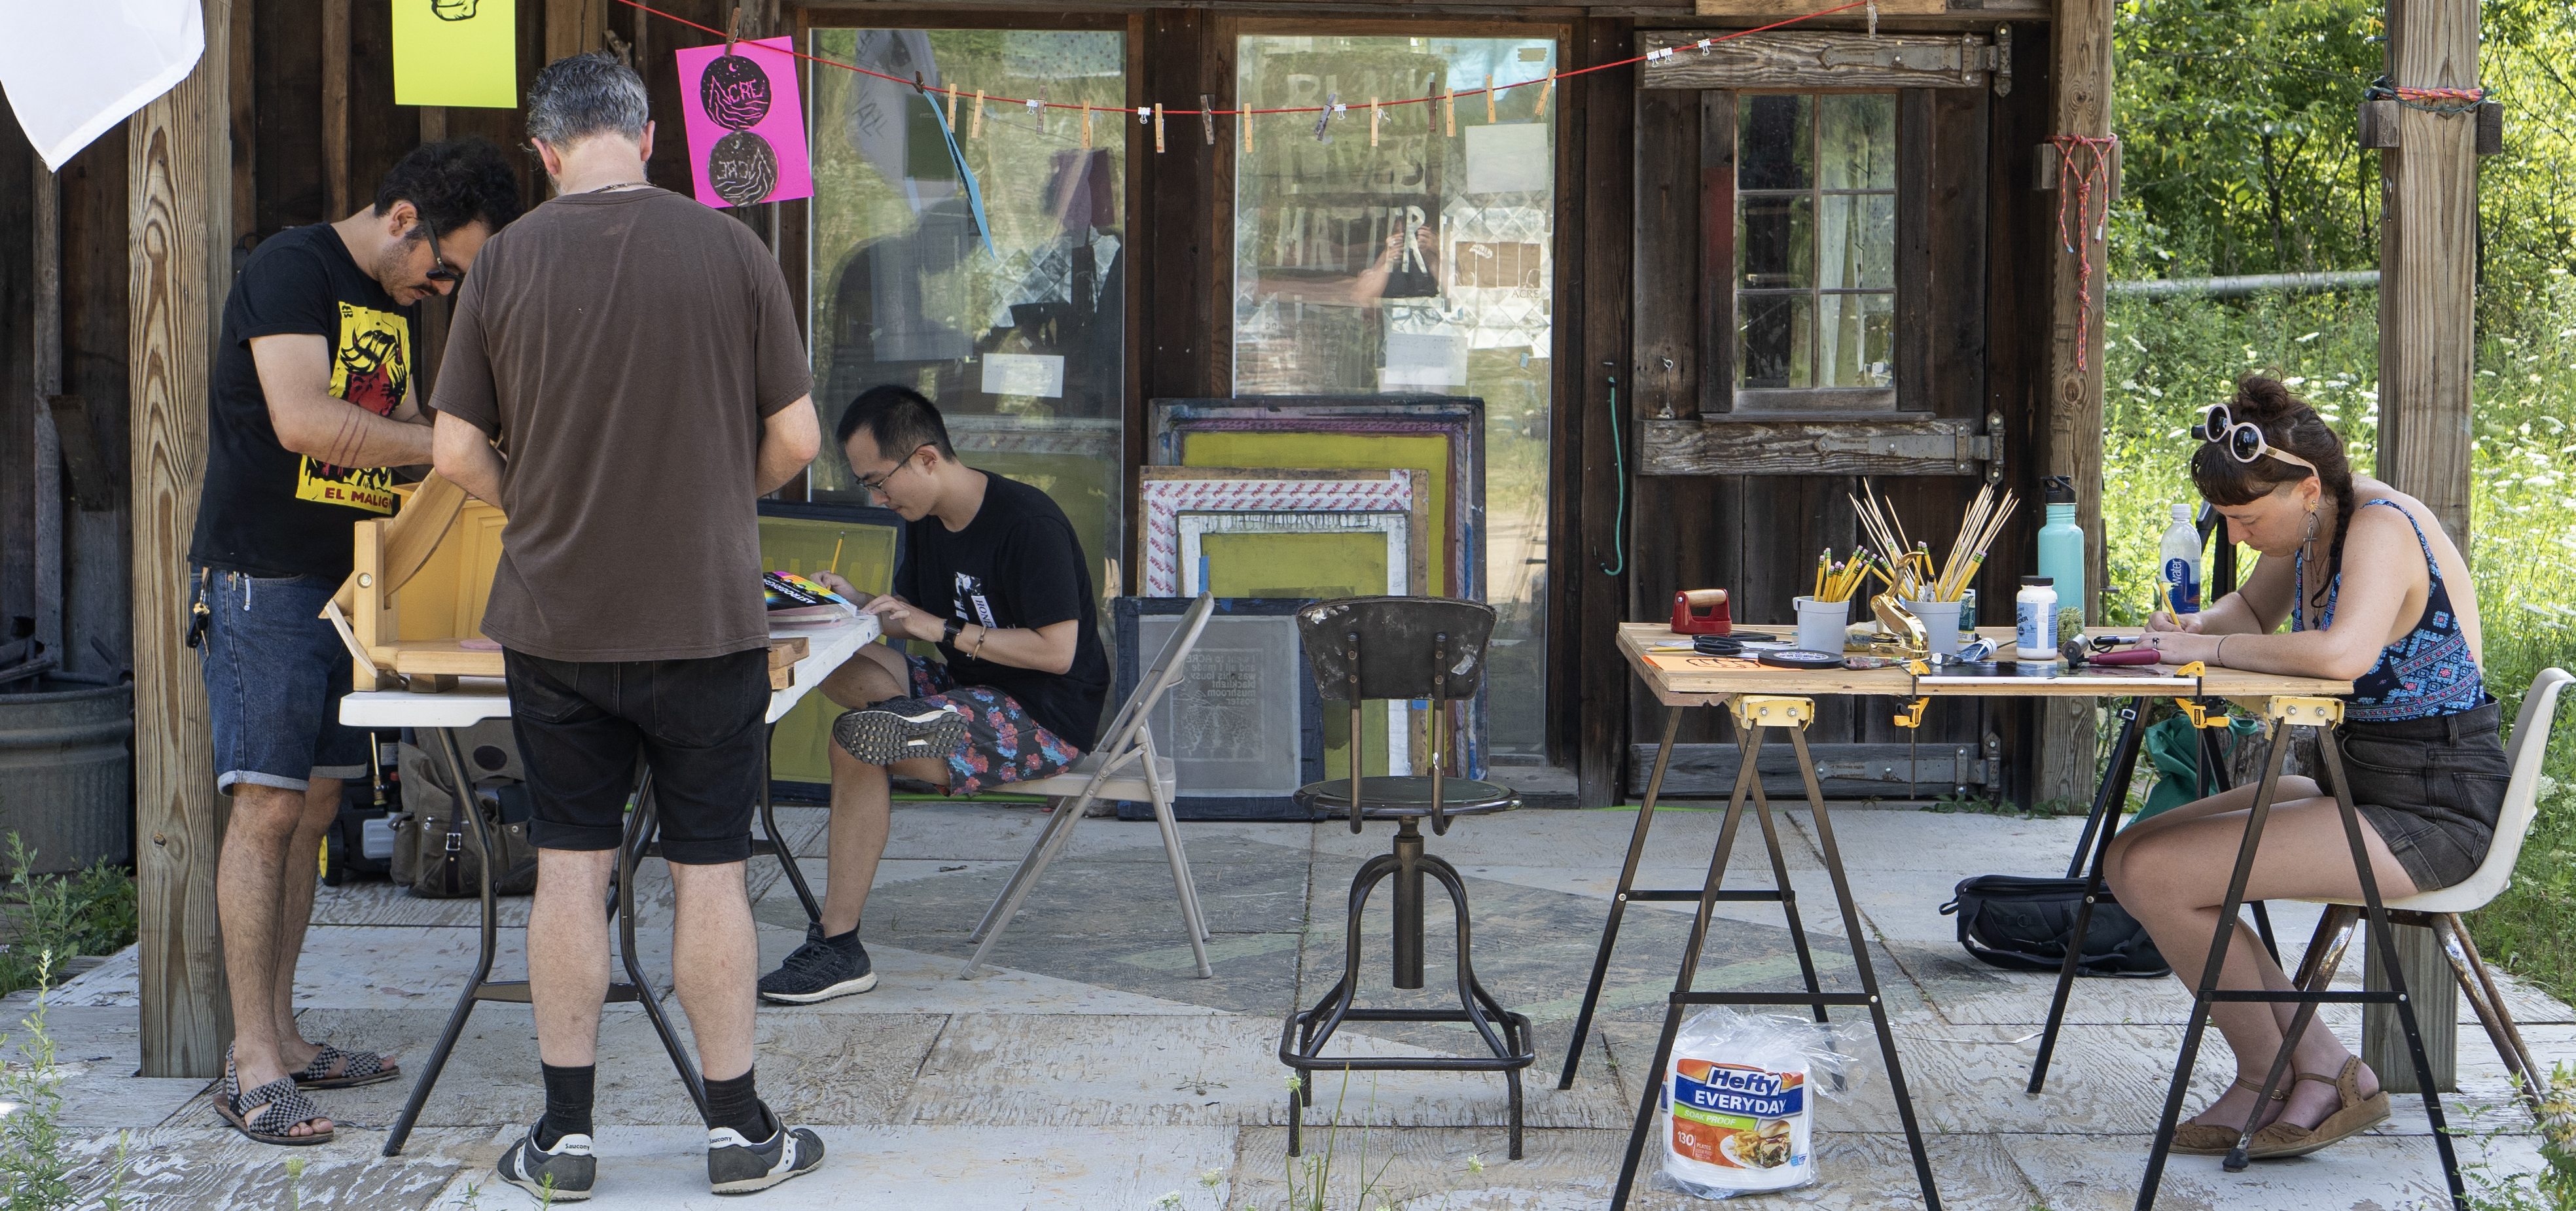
[2133,713,2265,824]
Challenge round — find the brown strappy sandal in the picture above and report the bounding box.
[2246,1058,2390,1159]
[2170,1078,2287,1155]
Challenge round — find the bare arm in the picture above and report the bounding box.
[2147,508,2423,680]
[249,334,433,466]
[757,395,821,496]
[430,411,507,505]
[863,595,1081,676]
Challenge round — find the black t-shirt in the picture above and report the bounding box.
[189,223,418,578]
[893,472,1110,748]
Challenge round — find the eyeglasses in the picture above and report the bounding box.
[2194,403,2318,475]
[854,446,929,496]
[416,219,461,286]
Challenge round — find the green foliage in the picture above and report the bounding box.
[0,835,138,999]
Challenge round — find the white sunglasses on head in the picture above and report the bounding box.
[2194,403,2319,475]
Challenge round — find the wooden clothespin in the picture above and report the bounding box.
[1153,103,1166,153]
[1243,105,1255,152]
[602,28,632,69]
[724,5,741,54]
[1201,94,1215,145]
[1534,71,1554,120]
[1370,97,1381,147]
[944,83,959,130]
[1081,104,1092,149]
[1485,75,1495,124]
[1444,84,1456,136]
[971,89,986,139]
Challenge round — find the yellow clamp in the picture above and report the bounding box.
[2171,699,2234,729]
[1734,695,1815,729]
[1893,698,1928,729]
[2266,695,2346,726]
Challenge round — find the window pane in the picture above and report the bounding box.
[1738,293,1813,389]
[1232,34,1556,761]
[1819,93,1895,190]
[1737,194,1812,290]
[1818,192,1894,290]
[1818,292,1894,388]
[1738,94,1812,190]
[808,29,1127,613]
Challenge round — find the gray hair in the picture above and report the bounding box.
[527,51,650,147]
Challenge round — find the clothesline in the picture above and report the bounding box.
[607,0,1872,118]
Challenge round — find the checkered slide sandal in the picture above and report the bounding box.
[216,1053,334,1146]
[295,1044,399,1090]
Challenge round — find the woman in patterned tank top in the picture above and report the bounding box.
[2102,374,2509,1163]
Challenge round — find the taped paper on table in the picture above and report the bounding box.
[1463,122,1550,194]
[393,0,518,109]
[980,353,1066,398]
[675,37,815,208]
[0,0,204,171]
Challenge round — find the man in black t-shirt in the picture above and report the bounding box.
[189,139,522,1146]
[759,386,1109,1004]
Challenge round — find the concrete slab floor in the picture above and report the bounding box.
[18,803,2566,1210]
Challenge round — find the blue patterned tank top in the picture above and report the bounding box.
[2293,499,2486,722]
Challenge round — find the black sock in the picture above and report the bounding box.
[824,925,861,949]
[704,1068,770,1140]
[536,1062,595,1148]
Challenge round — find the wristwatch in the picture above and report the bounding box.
[942,618,963,645]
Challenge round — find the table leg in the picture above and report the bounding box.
[1741,715,1827,1023]
[384,727,499,1157]
[2028,696,2153,1095]
[756,725,823,924]
[1558,705,1686,1088]
[2193,722,2280,963]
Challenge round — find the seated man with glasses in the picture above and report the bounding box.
[759,385,1110,1003]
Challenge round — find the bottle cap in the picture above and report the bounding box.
[2172,502,2194,521]
[2021,576,2053,587]
[2043,476,2077,505]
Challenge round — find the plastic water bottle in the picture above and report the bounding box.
[2035,476,2086,616]
[2159,503,2203,615]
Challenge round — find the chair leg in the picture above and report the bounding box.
[962,794,1095,977]
[1144,778,1214,977]
[968,794,1083,943]
[2437,913,2548,1115]
[2290,904,2359,991]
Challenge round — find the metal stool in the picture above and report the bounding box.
[1278,597,1534,1159]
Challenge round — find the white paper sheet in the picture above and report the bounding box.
[1,0,206,171]
[1463,122,1550,195]
[979,353,1067,398]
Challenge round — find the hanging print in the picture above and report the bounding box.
[675,37,814,208]
[391,0,517,108]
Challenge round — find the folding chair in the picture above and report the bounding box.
[961,592,1218,978]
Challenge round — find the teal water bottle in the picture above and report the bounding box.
[2035,476,2086,617]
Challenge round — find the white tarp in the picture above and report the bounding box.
[0,0,206,172]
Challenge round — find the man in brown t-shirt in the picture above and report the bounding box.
[428,51,823,1200]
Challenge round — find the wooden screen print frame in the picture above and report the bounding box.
[1136,468,1422,596]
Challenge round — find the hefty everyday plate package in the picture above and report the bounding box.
[1663,1009,1872,1199]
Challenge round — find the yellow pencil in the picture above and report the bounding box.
[829,533,845,578]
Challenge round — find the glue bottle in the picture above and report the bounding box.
[2035,476,2086,616]
[2016,577,2058,661]
[2158,502,2203,616]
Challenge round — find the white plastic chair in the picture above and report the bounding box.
[961,593,1219,979]
[2289,667,2571,1110]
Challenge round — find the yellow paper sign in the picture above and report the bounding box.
[394,0,519,109]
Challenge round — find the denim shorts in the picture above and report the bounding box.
[503,647,768,866]
[2335,699,2512,893]
[195,567,372,795]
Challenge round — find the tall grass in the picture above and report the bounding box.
[2103,279,2576,1004]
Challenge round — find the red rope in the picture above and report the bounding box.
[607,0,1869,117]
[2048,134,2119,375]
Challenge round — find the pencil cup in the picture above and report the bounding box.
[1793,596,1852,654]
[1903,598,1965,657]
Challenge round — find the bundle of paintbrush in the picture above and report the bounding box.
[1847,480,2019,604]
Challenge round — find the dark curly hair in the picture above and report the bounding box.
[2189,373,2357,613]
[374,135,524,239]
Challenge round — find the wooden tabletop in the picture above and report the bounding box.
[1618,622,2351,707]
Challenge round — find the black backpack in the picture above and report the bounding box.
[1939,875,2171,978]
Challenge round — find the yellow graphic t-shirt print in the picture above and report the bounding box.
[296,302,408,513]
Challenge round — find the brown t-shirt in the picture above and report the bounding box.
[429,188,810,661]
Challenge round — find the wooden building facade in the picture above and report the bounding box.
[0,0,2126,1074]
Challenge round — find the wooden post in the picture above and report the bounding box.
[322,0,349,217]
[545,0,610,65]
[2365,923,2458,1093]
[2034,0,2114,808]
[34,162,63,667]
[131,0,234,1078]
[2375,0,2479,549]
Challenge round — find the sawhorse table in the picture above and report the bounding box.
[350,612,878,1156]
[1561,623,2427,1210]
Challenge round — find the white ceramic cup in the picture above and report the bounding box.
[1793,595,1853,654]
[1903,598,1965,657]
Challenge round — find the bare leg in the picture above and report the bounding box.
[814,646,946,937]
[215,782,331,1136]
[270,777,343,1076]
[670,860,758,1081]
[2103,777,2328,1040]
[529,848,615,1067]
[2104,794,2412,1133]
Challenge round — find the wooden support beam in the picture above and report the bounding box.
[546,0,611,65]
[2376,0,2480,550]
[131,0,234,1079]
[322,0,349,217]
[2033,0,2112,808]
[35,155,64,665]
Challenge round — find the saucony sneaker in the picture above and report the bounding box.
[707,1111,824,1195]
[831,698,967,766]
[497,1119,596,1202]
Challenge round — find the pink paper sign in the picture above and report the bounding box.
[673,37,812,209]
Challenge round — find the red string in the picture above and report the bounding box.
[607,0,1869,116]
[2048,134,2119,375]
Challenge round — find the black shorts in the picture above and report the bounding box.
[2336,699,2511,893]
[503,647,768,866]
